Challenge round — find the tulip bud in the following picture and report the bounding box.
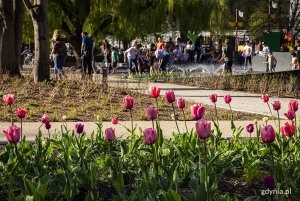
[105,127,116,141]
[143,128,157,145]
[3,125,20,143]
[164,90,176,103]
[246,123,254,133]
[209,94,217,103]
[261,94,269,102]
[16,108,27,119]
[45,122,51,130]
[284,110,295,120]
[262,175,275,189]
[96,115,101,121]
[223,95,232,104]
[272,101,281,111]
[263,117,269,123]
[62,115,67,121]
[123,96,134,110]
[253,119,257,125]
[111,117,118,125]
[195,120,211,140]
[3,94,14,105]
[149,86,160,98]
[146,107,158,120]
[177,98,185,109]
[288,100,298,112]
[75,123,84,134]
[41,114,50,124]
[162,148,170,156]
[280,122,295,137]
[260,125,275,143]
[191,104,206,120]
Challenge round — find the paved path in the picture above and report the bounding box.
[107,77,296,119]
[0,120,278,142]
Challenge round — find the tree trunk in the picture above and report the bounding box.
[69,35,82,65]
[23,0,50,82]
[14,0,24,71]
[0,0,19,75]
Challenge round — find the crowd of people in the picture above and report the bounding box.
[49,29,300,79]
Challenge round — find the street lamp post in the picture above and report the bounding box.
[268,0,278,33]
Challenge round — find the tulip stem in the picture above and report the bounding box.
[48,129,50,139]
[294,116,297,137]
[155,98,159,120]
[277,111,280,134]
[214,103,219,126]
[269,144,275,179]
[182,109,188,133]
[204,139,208,199]
[10,105,13,126]
[267,102,277,127]
[171,103,180,135]
[20,119,23,142]
[152,120,154,129]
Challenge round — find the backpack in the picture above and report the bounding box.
[54,41,67,59]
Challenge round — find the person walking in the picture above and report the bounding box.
[50,30,67,79]
[222,39,234,74]
[81,32,93,77]
[124,42,139,78]
[243,40,253,70]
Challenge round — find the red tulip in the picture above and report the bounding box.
[246,123,254,133]
[195,120,211,139]
[3,125,20,143]
[261,94,269,102]
[75,123,84,134]
[260,125,275,143]
[45,122,51,130]
[123,96,134,110]
[177,98,185,109]
[272,101,281,111]
[288,100,298,112]
[105,127,116,141]
[143,128,157,145]
[164,89,175,103]
[280,122,295,137]
[16,108,27,119]
[149,86,160,98]
[3,94,14,105]
[146,107,158,120]
[111,117,118,125]
[191,104,206,120]
[284,110,295,120]
[209,94,217,103]
[224,95,232,104]
[41,114,50,124]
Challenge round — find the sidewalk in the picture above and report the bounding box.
[0,120,278,142]
[107,78,295,118]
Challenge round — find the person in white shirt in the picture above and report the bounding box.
[243,40,253,70]
[262,42,270,72]
[124,43,139,77]
[155,48,170,71]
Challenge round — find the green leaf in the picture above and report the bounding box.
[163,189,181,201]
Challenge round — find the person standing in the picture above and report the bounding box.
[156,38,164,50]
[50,30,67,79]
[111,47,118,75]
[102,39,112,70]
[290,52,300,70]
[81,32,93,76]
[222,39,234,74]
[243,40,253,70]
[294,40,300,63]
[124,42,139,77]
[155,47,170,71]
[185,40,195,63]
[262,42,270,72]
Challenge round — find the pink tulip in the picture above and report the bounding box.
[149,86,160,98]
[223,95,232,104]
[41,114,50,124]
[45,122,51,130]
[164,89,175,103]
[260,125,275,144]
[246,123,254,133]
[280,122,295,137]
[284,110,295,120]
[75,123,84,134]
[288,100,298,112]
[177,98,185,109]
[111,117,118,125]
[209,94,217,103]
[195,120,211,139]
[272,101,281,111]
[261,94,269,102]
[3,94,14,105]
[123,96,134,110]
[143,128,157,145]
[146,107,158,120]
[16,108,27,119]
[105,127,116,141]
[191,104,206,120]
[3,125,20,143]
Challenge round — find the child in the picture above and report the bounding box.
[182,49,189,64]
[290,52,299,70]
[264,51,277,73]
[111,47,118,74]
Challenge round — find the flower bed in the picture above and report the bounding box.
[0,87,299,200]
